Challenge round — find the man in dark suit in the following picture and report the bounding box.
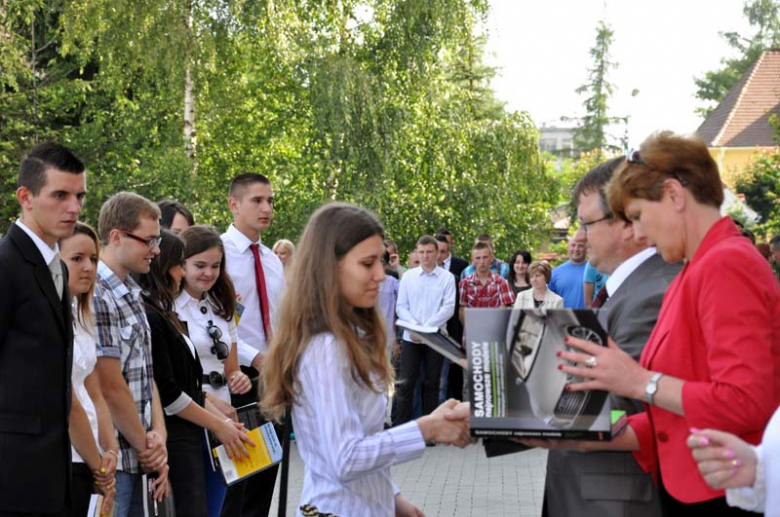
[543,157,681,517]
[435,232,469,399]
[0,143,86,516]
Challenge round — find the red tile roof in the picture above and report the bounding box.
[696,49,780,147]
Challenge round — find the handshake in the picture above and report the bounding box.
[417,400,474,448]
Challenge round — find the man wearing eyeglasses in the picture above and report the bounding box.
[548,235,588,308]
[94,192,170,515]
[542,157,680,517]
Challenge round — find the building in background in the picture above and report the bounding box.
[696,49,780,187]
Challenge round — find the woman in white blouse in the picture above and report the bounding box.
[175,225,255,516]
[513,261,563,310]
[262,203,472,517]
[61,222,119,516]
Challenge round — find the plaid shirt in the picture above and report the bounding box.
[459,272,515,308]
[460,258,510,280]
[94,261,154,473]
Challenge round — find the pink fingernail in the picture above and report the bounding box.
[699,437,710,446]
[724,449,736,459]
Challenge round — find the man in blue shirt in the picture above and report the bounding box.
[548,236,587,308]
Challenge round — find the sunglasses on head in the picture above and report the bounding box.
[626,149,688,186]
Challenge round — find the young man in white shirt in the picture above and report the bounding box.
[220,172,285,517]
[395,235,456,426]
[0,143,86,516]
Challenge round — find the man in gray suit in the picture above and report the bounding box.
[543,157,681,517]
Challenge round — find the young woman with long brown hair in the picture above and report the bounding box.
[262,203,471,517]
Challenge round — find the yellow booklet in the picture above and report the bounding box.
[213,421,283,485]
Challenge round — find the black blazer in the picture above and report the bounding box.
[144,299,204,437]
[0,224,73,513]
[446,254,469,342]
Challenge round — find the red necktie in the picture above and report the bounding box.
[249,243,272,341]
[592,285,609,309]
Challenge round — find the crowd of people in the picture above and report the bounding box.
[0,130,778,517]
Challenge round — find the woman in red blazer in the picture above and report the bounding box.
[545,131,780,516]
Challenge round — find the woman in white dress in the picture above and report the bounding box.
[262,203,472,517]
[61,222,119,516]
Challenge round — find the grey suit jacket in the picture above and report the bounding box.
[545,253,682,517]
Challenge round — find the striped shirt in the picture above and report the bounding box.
[293,333,425,516]
[93,261,154,473]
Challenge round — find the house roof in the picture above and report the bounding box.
[696,49,780,148]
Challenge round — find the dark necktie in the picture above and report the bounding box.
[592,285,609,309]
[249,243,272,341]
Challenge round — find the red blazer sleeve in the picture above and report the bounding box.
[628,412,656,474]
[682,247,780,436]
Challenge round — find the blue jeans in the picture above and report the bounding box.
[201,432,227,517]
[114,471,144,517]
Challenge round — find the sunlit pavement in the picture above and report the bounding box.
[270,441,547,516]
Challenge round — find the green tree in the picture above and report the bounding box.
[695,0,780,116]
[0,0,560,261]
[735,147,780,237]
[570,20,622,154]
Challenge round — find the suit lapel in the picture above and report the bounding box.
[10,225,68,334]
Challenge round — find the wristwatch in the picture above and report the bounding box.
[645,372,664,405]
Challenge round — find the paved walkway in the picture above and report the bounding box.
[270,442,547,516]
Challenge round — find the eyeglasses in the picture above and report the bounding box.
[206,320,229,360]
[120,230,162,250]
[578,214,613,235]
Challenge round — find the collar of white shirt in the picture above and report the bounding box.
[605,247,657,297]
[224,223,264,254]
[415,265,443,277]
[15,219,59,265]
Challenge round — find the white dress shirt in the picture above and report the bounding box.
[221,224,285,363]
[71,315,100,464]
[293,333,426,516]
[15,219,58,266]
[396,266,456,341]
[604,247,657,297]
[175,290,237,402]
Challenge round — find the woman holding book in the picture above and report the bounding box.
[175,225,255,516]
[261,202,472,517]
[527,132,780,516]
[62,222,118,516]
[139,229,253,517]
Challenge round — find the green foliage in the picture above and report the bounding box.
[0,0,558,261]
[570,20,623,154]
[735,147,780,237]
[695,0,780,116]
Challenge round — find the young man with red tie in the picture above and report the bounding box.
[221,173,285,517]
